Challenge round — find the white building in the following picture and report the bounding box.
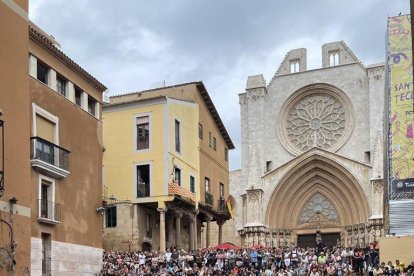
[231,41,386,248]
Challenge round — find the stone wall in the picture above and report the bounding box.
[209,220,239,246]
[31,238,102,276]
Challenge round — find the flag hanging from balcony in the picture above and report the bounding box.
[226,196,235,220]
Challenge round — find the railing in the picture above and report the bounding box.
[205,192,214,206]
[137,183,150,197]
[38,199,61,222]
[218,197,227,211]
[31,137,70,171]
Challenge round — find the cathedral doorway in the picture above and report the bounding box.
[297,233,340,248]
[264,151,370,247]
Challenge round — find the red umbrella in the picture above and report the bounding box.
[213,242,240,250]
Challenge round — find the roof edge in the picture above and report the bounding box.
[29,25,107,92]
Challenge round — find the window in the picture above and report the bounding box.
[219,183,224,198]
[40,183,49,218]
[37,61,48,84]
[209,132,212,147]
[205,177,210,192]
[175,119,180,153]
[88,96,97,115]
[137,164,150,197]
[213,137,217,151]
[364,151,371,163]
[290,60,299,73]
[329,51,340,66]
[266,161,273,172]
[174,167,181,186]
[198,123,203,139]
[56,75,66,97]
[75,87,82,106]
[105,206,117,228]
[38,176,59,223]
[136,116,150,150]
[225,148,228,161]
[36,114,56,143]
[190,176,195,193]
[146,214,152,238]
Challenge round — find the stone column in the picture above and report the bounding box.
[206,217,212,247]
[189,215,194,250]
[167,215,174,248]
[193,213,198,250]
[217,220,224,245]
[175,213,182,249]
[158,208,167,252]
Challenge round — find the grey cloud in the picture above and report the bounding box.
[30,0,409,170]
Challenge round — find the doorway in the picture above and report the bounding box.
[297,233,340,248]
[142,242,152,252]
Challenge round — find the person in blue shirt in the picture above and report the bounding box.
[250,249,259,266]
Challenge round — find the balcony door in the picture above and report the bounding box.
[137,164,150,197]
[41,184,48,218]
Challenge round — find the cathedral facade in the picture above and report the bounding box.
[231,41,386,248]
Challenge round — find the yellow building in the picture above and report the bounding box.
[102,82,234,251]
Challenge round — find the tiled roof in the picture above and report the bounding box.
[108,81,235,150]
[29,24,107,92]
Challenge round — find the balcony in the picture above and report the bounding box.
[218,197,227,211]
[30,137,70,178]
[205,191,214,206]
[168,182,195,202]
[37,199,61,225]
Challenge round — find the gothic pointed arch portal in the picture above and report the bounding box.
[265,153,370,244]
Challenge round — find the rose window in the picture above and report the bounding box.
[286,94,346,152]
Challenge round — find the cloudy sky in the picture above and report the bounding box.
[30,0,409,170]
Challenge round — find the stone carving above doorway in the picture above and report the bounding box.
[298,193,339,225]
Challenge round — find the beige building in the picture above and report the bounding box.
[102,82,234,252]
[28,22,107,275]
[229,41,386,248]
[0,1,107,274]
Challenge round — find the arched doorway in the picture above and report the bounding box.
[265,153,370,245]
[141,242,152,252]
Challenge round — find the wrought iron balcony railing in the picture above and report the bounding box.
[205,191,214,206]
[38,199,61,224]
[30,137,70,178]
[218,197,227,211]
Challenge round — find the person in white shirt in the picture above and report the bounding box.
[165,249,172,263]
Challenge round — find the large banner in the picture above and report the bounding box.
[387,15,414,200]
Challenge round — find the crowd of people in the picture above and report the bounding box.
[99,243,414,276]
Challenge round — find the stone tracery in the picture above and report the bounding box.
[298,192,339,225]
[286,94,346,152]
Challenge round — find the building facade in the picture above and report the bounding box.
[0,2,107,273]
[102,82,234,251]
[28,22,107,275]
[231,41,386,248]
[0,1,31,274]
